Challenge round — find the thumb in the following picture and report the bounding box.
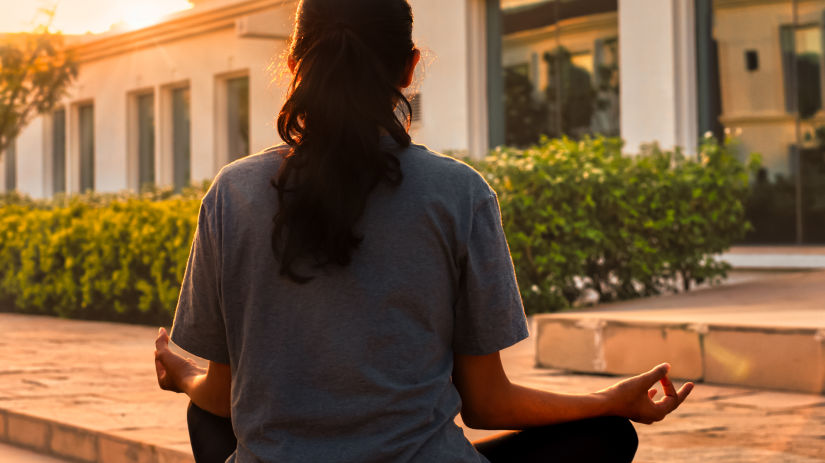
[155,327,170,351]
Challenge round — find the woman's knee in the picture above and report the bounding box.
[186,401,237,463]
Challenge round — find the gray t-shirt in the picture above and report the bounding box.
[171,139,528,463]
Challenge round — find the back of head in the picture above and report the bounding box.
[273,0,416,283]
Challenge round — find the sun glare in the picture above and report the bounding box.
[120,1,193,31]
[122,4,171,30]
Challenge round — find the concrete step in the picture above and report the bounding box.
[533,270,825,394]
[721,246,825,269]
[0,441,71,463]
[0,409,193,463]
[534,316,825,394]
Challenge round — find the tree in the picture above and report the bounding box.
[0,11,77,159]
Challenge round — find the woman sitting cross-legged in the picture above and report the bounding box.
[154,0,693,461]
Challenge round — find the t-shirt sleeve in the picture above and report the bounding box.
[453,193,529,356]
[170,199,230,364]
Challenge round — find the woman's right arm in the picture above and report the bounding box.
[452,352,693,430]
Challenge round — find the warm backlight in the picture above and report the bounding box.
[122,3,177,30]
[0,1,194,35]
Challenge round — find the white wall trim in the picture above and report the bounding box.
[466,0,490,158]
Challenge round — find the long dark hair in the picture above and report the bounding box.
[273,0,416,283]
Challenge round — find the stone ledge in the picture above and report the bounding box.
[535,316,825,394]
[0,409,194,463]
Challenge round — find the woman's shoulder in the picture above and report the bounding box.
[202,145,288,206]
[399,142,495,201]
[219,145,287,179]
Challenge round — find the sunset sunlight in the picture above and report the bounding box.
[0,0,193,34]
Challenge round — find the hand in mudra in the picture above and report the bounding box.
[154,327,205,393]
[602,363,694,425]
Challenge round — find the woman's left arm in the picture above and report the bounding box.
[155,327,232,418]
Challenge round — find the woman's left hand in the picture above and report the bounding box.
[600,363,693,425]
[154,327,205,393]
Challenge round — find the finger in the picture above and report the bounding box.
[639,363,670,387]
[654,383,695,415]
[677,382,694,405]
[661,375,678,397]
[648,388,658,399]
[155,327,170,351]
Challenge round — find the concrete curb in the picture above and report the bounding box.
[0,408,193,463]
[720,253,825,270]
[535,316,825,394]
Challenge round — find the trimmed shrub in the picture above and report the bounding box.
[0,185,207,324]
[469,136,757,314]
[0,139,755,322]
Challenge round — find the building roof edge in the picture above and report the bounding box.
[73,0,295,63]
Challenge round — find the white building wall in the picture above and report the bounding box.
[409,0,479,156]
[66,27,288,194]
[619,0,698,154]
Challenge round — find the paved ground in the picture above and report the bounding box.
[1,271,824,462]
[0,442,68,462]
[565,269,825,328]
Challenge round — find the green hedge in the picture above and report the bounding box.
[0,186,206,324]
[469,136,757,314]
[0,138,755,322]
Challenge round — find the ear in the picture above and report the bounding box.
[288,55,297,74]
[400,48,421,89]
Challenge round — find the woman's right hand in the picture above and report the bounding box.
[599,363,694,425]
[155,327,205,393]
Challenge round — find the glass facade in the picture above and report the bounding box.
[498,0,619,147]
[53,109,66,194]
[712,0,825,244]
[172,87,192,191]
[137,93,156,188]
[226,76,250,161]
[496,0,825,244]
[79,104,95,192]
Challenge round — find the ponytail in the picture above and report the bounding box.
[272,0,416,283]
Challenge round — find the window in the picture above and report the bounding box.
[4,139,16,193]
[78,103,95,192]
[136,93,156,189]
[172,87,191,191]
[781,24,823,118]
[52,109,66,194]
[226,76,250,161]
[498,0,620,147]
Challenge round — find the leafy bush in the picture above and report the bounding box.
[470,136,756,314]
[0,186,207,324]
[0,139,755,322]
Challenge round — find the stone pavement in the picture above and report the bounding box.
[0,292,824,462]
[0,441,69,462]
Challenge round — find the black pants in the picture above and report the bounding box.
[187,402,638,463]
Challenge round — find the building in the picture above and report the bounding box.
[2,0,824,244]
[0,0,492,197]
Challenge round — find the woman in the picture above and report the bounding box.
[154,0,693,461]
